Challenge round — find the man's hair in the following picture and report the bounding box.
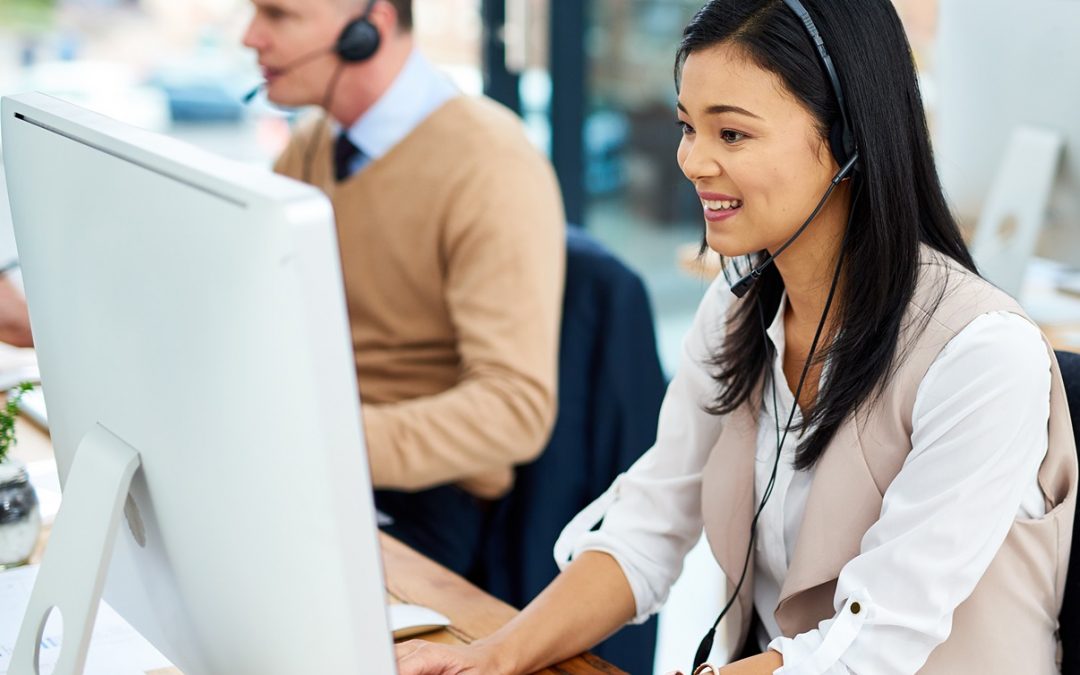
[385,0,412,30]
[349,0,412,31]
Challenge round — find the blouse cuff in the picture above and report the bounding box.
[553,475,621,566]
[552,475,662,625]
[569,541,657,625]
[771,590,872,675]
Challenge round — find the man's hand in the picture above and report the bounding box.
[0,276,32,348]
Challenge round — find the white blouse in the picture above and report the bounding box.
[554,276,1051,674]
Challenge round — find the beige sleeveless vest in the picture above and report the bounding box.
[701,246,1077,673]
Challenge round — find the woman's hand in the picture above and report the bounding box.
[395,640,511,675]
[393,551,635,675]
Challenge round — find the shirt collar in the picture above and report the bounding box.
[765,291,787,351]
[341,49,458,162]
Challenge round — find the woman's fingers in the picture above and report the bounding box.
[395,640,443,674]
[395,639,484,675]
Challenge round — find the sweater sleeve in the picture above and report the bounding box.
[362,149,565,495]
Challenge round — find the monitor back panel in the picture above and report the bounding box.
[2,93,395,675]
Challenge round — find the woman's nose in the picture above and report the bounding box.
[679,140,723,182]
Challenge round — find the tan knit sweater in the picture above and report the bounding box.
[274,96,565,498]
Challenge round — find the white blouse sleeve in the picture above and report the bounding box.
[553,276,732,624]
[770,311,1051,674]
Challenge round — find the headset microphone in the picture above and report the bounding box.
[729,152,858,298]
[242,45,340,103]
[242,84,264,104]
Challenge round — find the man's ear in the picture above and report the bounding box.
[366,0,401,37]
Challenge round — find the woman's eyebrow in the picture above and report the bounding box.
[676,101,763,120]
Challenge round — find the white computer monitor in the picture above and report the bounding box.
[1,92,397,675]
[935,0,1080,268]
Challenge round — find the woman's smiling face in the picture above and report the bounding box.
[676,42,841,258]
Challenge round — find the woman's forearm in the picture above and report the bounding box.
[473,550,638,675]
[718,651,783,674]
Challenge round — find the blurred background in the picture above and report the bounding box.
[2,1,1078,672]
[4,0,1077,372]
[0,0,971,377]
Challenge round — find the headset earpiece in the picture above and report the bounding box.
[336,0,381,63]
[829,121,856,171]
[336,17,380,62]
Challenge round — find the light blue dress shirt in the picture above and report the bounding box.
[338,49,459,177]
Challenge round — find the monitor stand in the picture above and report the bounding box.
[10,424,141,675]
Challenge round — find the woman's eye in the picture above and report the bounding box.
[677,121,695,136]
[721,129,746,143]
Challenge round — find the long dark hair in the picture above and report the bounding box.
[676,0,977,470]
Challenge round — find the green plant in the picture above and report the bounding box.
[0,382,36,464]
[0,0,57,30]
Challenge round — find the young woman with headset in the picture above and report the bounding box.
[397,1,1077,673]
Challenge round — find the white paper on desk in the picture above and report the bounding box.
[0,565,173,675]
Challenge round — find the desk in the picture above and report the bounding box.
[15,418,621,675]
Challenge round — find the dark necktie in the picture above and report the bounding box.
[333,132,361,182]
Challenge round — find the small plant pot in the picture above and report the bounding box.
[0,456,41,569]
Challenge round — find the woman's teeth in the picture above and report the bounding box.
[702,199,743,211]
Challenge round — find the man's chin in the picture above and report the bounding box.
[265,87,312,109]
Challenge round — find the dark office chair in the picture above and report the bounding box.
[480,228,666,674]
[1059,349,1080,675]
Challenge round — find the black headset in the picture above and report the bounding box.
[692,1,860,670]
[784,0,858,171]
[336,0,382,63]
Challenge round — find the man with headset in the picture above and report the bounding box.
[242,0,565,577]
